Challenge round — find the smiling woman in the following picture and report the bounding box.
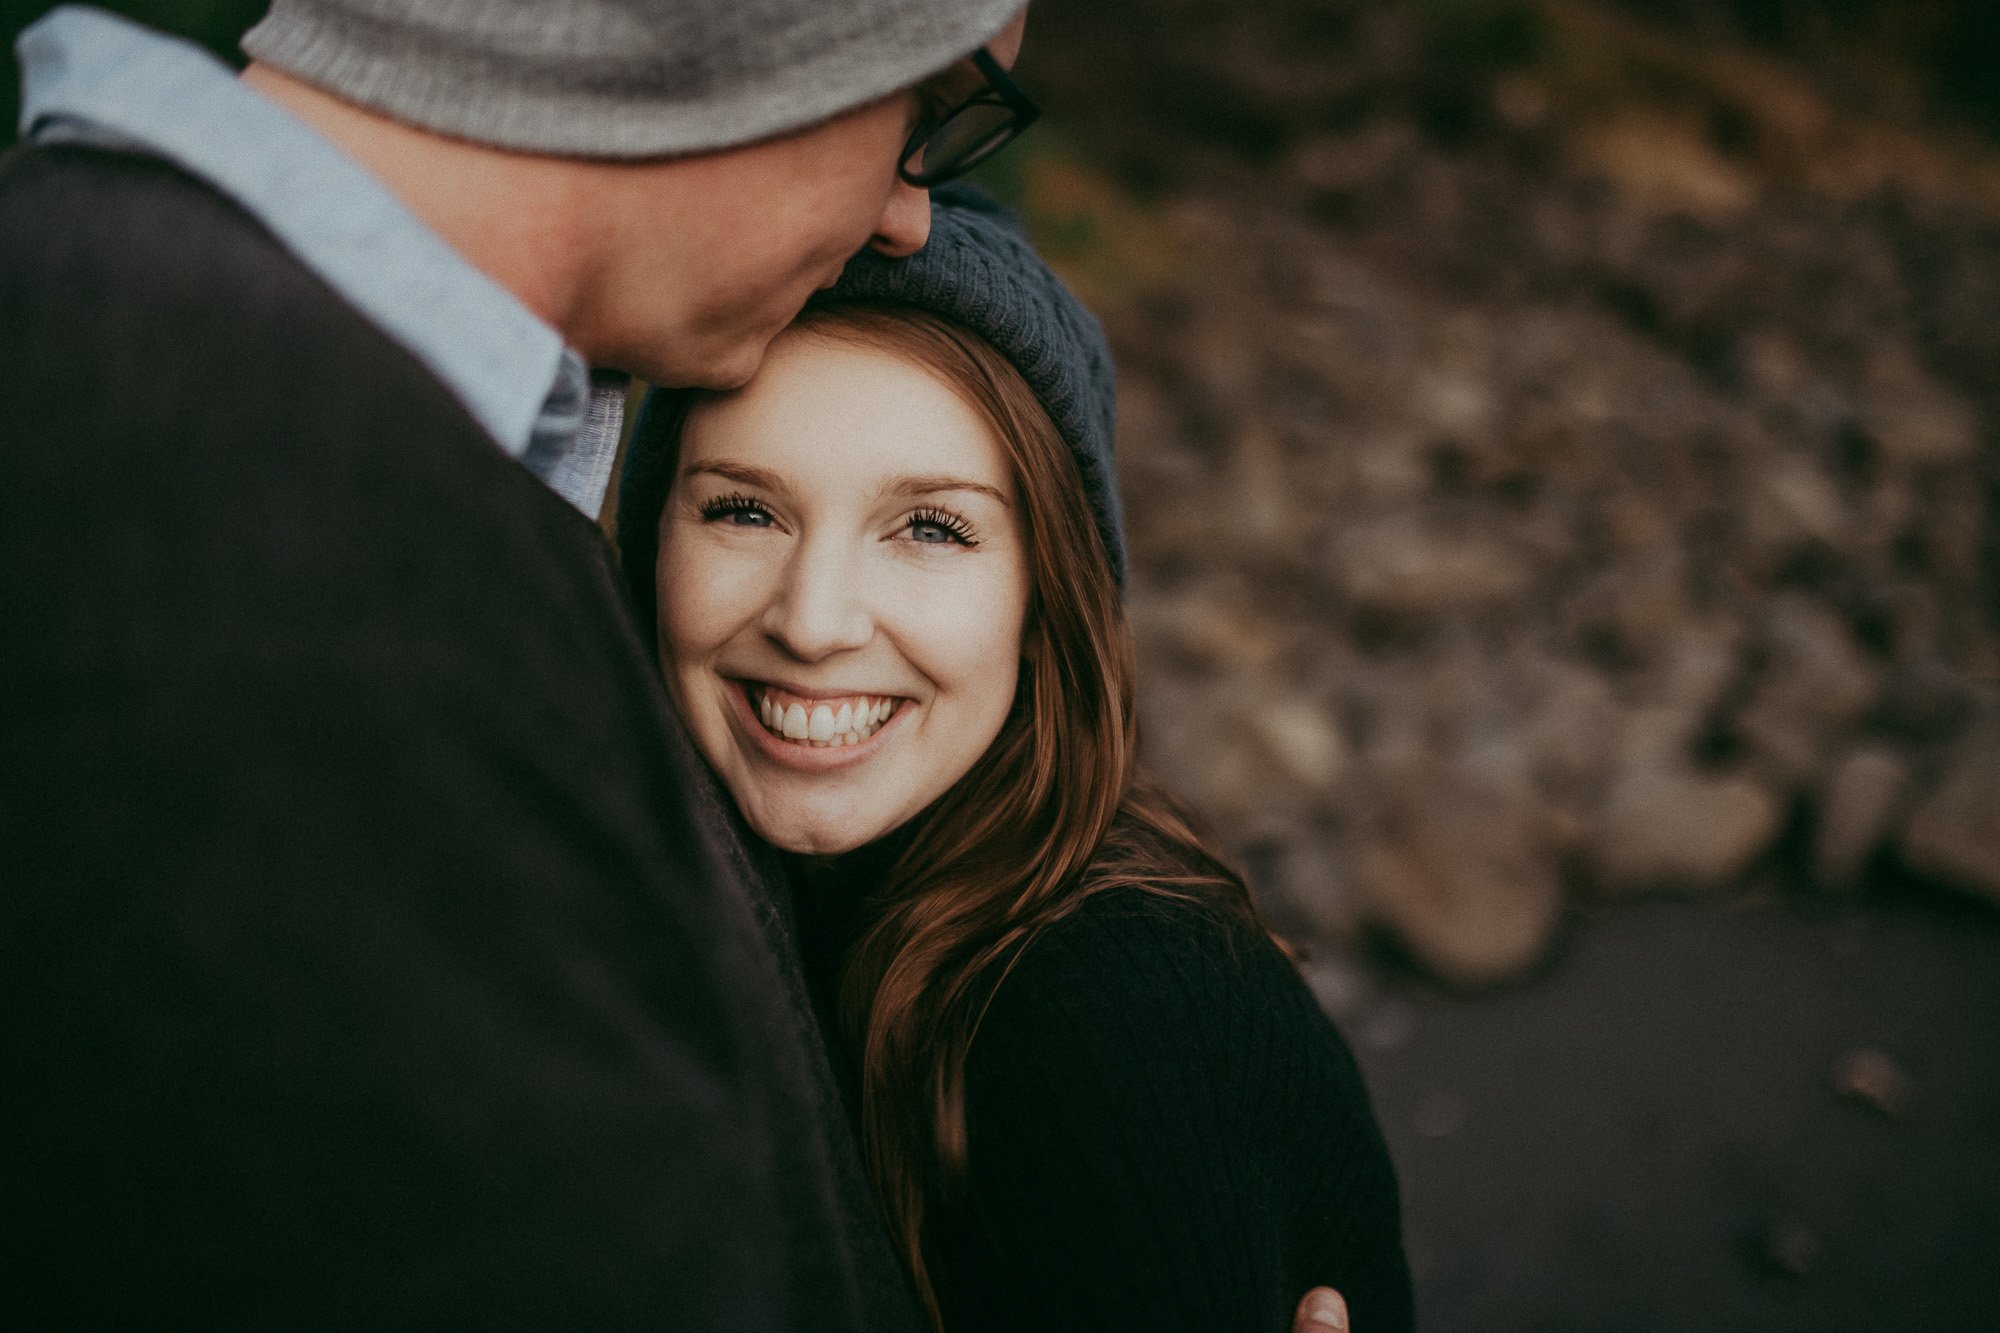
[617,186,1413,1333]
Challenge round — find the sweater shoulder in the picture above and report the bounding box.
[978,888,1327,1061]
[966,886,1385,1161]
[5,146,314,310]
[0,145,472,435]
[950,889,1414,1332]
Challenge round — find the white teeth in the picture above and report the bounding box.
[754,690,898,746]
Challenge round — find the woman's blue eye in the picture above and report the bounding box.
[698,493,775,527]
[906,508,977,547]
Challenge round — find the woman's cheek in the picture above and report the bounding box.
[883,550,1030,693]
[662,532,767,653]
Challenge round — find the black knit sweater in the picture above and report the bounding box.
[794,879,1415,1333]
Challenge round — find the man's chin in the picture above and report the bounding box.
[589,317,778,391]
[706,353,765,392]
[672,328,782,392]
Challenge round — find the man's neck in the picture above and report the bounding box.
[240,63,594,342]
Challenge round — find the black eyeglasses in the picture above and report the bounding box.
[898,47,1040,187]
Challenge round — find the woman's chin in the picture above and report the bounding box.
[771,830,872,857]
[745,806,889,858]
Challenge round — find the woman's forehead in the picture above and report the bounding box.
[680,330,1013,495]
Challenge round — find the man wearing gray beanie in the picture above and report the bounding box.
[1,1,1032,1327]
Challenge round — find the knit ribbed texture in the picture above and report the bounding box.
[240,0,1023,158]
[929,891,1416,1332]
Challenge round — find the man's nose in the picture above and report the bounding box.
[868,178,932,257]
[761,542,875,661]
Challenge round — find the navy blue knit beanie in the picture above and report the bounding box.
[616,183,1124,646]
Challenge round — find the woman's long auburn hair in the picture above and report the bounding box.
[670,303,1262,1329]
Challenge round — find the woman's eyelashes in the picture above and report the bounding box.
[692,490,979,548]
[903,507,980,548]
[696,491,777,528]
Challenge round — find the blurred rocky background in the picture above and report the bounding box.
[983,0,2000,988]
[8,0,1997,1326]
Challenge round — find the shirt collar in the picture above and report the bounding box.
[16,5,619,515]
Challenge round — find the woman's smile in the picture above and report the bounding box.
[726,678,912,772]
[750,683,900,747]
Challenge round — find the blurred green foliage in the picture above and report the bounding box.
[4,1,265,143]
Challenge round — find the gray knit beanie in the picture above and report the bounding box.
[617,183,1124,646]
[241,0,1024,158]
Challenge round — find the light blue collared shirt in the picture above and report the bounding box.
[14,5,624,517]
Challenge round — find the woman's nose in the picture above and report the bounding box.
[760,542,875,661]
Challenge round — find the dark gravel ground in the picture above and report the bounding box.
[1336,888,2000,1331]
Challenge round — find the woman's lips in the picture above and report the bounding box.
[726,679,906,771]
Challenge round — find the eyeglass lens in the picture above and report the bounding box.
[909,101,1020,181]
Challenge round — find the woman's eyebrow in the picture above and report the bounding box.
[883,475,1012,507]
[685,460,785,490]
